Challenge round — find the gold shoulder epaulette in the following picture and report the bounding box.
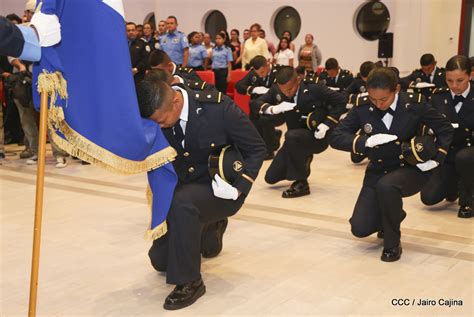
[193,91,223,103]
[431,87,449,95]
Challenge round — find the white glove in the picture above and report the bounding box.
[314,123,330,139]
[452,123,459,129]
[328,86,340,91]
[416,160,439,172]
[414,82,435,89]
[212,175,239,200]
[30,11,61,47]
[252,86,269,95]
[359,92,369,97]
[268,101,297,114]
[365,134,398,148]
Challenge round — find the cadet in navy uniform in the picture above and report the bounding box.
[330,68,453,262]
[318,58,354,92]
[400,53,446,97]
[126,22,150,83]
[137,80,265,310]
[149,49,210,90]
[421,55,474,218]
[235,55,282,159]
[159,16,189,66]
[345,61,377,97]
[252,66,346,198]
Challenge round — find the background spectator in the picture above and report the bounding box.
[298,33,322,72]
[273,37,294,67]
[159,16,189,66]
[281,30,296,52]
[241,23,270,70]
[210,32,233,93]
[230,29,242,70]
[187,31,208,70]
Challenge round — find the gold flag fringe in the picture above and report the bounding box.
[143,185,168,240]
[38,70,175,238]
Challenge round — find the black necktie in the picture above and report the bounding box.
[453,95,465,105]
[173,120,184,146]
[377,107,395,118]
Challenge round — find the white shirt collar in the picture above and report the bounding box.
[172,86,189,122]
[450,83,471,99]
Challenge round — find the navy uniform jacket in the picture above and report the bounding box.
[430,86,474,163]
[345,77,367,96]
[129,38,150,82]
[330,92,454,173]
[234,66,279,99]
[162,88,266,196]
[400,67,446,91]
[318,69,354,91]
[250,81,347,131]
[174,66,211,91]
[0,17,40,61]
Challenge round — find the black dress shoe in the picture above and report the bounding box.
[201,218,228,258]
[163,278,206,310]
[350,152,366,164]
[264,151,275,160]
[282,180,310,198]
[381,244,402,262]
[458,206,473,218]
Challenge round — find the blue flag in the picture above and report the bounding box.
[32,0,177,239]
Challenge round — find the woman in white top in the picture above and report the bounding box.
[273,37,294,67]
[240,23,270,70]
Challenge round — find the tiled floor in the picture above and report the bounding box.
[0,143,472,316]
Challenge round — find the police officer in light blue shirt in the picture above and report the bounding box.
[211,32,233,93]
[187,32,208,70]
[159,16,189,66]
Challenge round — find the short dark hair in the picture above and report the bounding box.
[6,14,22,24]
[388,66,400,78]
[420,53,436,66]
[249,55,268,70]
[360,61,376,78]
[325,58,339,70]
[281,30,292,40]
[244,29,250,32]
[187,31,198,43]
[137,24,143,29]
[250,23,261,31]
[167,16,178,23]
[276,66,296,85]
[367,67,398,91]
[136,80,170,118]
[149,49,171,67]
[145,69,172,84]
[295,66,306,76]
[445,55,471,75]
[126,22,136,27]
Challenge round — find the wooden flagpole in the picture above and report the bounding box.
[28,90,48,317]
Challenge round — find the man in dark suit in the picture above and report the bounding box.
[136,80,265,310]
[126,22,150,83]
[330,67,453,262]
[251,66,346,198]
[400,53,446,97]
[235,55,283,160]
[318,58,354,92]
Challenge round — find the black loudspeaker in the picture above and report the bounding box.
[378,32,393,58]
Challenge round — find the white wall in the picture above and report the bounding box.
[1,0,462,74]
[0,0,154,24]
[154,0,462,75]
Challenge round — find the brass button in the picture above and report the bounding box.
[183,152,190,157]
[210,143,215,147]
[465,128,470,132]
[377,159,383,163]
[295,109,300,113]
[395,141,400,145]
[188,167,195,173]
[400,163,405,167]
[399,155,404,160]
[207,94,212,99]
[384,171,388,174]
